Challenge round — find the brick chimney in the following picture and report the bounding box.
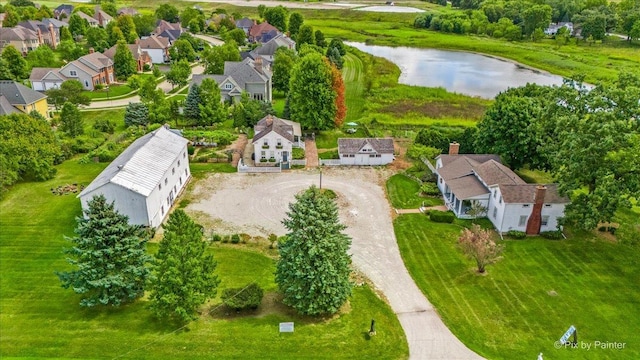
[526,185,547,235]
[448,142,460,155]
[89,47,95,54]
[49,23,57,49]
[36,28,44,47]
[254,57,263,74]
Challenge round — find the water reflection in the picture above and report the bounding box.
[347,42,564,99]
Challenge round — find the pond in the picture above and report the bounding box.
[347,42,565,99]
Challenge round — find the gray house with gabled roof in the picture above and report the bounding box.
[78,126,190,228]
[192,57,272,103]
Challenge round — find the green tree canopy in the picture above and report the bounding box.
[288,12,304,39]
[184,83,201,121]
[296,24,315,50]
[46,80,90,109]
[264,5,288,32]
[26,45,60,68]
[275,186,352,315]
[232,92,275,128]
[198,78,225,125]
[202,41,240,74]
[169,39,197,63]
[86,27,110,53]
[60,102,84,138]
[67,13,87,38]
[155,4,179,22]
[149,210,220,323]
[57,195,151,307]
[1,45,28,80]
[113,40,137,80]
[166,59,191,89]
[272,47,297,93]
[288,53,336,130]
[56,40,86,62]
[0,113,61,197]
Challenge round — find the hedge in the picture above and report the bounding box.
[429,210,455,223]
[221,283,264,310]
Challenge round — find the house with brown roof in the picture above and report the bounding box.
[435,142,569,235]
[138,35,170,64]
[338,138,395,166]
[93,6,113,28]
[30,49,114,91]
[103,43,152,72]
[75,11,99,28]
[248,21,280,43]
[252,115,302,167]
[0,26,44,55]
[17,20,60,49]
[152,20,184,43]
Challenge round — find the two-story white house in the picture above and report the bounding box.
[252,115,302,168]
[435,142,569,235]
[78,126,190,228]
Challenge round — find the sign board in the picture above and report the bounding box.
[559,325,576,344]
[279,322,294,333]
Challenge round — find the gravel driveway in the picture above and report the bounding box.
[187,168,482,360]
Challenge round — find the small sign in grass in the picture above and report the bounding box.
[279,322,294,333]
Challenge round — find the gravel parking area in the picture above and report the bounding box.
[186,168,482,359]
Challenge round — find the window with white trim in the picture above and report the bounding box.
[172,167,175,175]
[224,83,232,90]
[541,216,550,226]
[518,216,527,227]
[492,208,497,219]
[69,70,77,76]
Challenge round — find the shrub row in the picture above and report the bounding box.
[506,230,527,239]
[429,210,455,223]
[540,230,564,240]
[221,283,264,310]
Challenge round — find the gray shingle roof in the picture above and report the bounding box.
[437,156,480,181]
[0,81,47,105]
[79,52,113,70]
[139,35,169,50]
[252,115,295,143]
[473,159,526,186]
[338,138,394,154]
[447,175,490,200]
[0,26,39,41]
[0,95,20,115]
[436,154,501,167]
[499,184,569,204]
[79,127,188,198]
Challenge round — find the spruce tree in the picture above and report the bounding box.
[275,186,352,315]
[184,83,201,121]
[149,210,220,323]
[57,195,151,307]
[124,102,149,127]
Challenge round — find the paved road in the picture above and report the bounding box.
[195,34,225,46]
[84,65,205,110]
[187,169,483,360]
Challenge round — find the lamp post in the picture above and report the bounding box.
[105,86,110,105]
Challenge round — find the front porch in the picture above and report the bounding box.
[443,191,474,219]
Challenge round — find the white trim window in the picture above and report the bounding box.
[69,70,77,76]
[541,216,550,226]
[518,216,527,227]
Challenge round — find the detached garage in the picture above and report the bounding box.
[338,138,395,166]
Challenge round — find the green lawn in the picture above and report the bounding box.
[315,128,369,149]
[0,160,407,359]
[386,174,439,209]
[85,85,134,100]
[394,214,640,359]
[342,52,366,122]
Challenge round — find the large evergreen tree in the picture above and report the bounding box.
[124,102,149,127]
[184,83,201,121]
[288,53,336,130]
[113,40,137,80]
[275,186,352,316]
[149,210,220,323]
[57,195,151,307]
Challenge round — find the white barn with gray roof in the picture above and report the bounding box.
[78,126,191,228]
[338,138,395,166]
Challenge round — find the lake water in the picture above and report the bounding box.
[346,42,565,99]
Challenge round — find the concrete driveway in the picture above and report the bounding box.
[186,168,483,360]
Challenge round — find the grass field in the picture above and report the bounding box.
[84,85,133,100]
[395,214,640,359]
[386,174,444,209]
[0,160,408,359]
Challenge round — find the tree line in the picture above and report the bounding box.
[57,186,352,323]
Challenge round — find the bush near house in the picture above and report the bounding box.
[429,210,455,223]
[506,230,527,239]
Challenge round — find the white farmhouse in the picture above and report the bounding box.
[435,143,569,235]
[78,126,190,228]
[337,138,395,166]
[252,115,302,168]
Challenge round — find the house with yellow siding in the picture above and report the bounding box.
[0,81,49,118]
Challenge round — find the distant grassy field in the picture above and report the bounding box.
[395,214,640,360]
[0,160,408,359]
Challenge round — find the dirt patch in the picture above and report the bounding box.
[390,138,412,171]
[225,134,247,167]
[381,100,486,120]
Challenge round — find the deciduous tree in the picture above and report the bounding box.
[57,195,151,307]
[86,27,109,52]
[296,24,315,50]
[155,4,179,22]
[329,62,346,128]
[264,5,288,32]
[113,40,137,80]
[458,224,503,273]
[272,47,297,93]
[0,113,61,197]
[198,78,225,125]
[67,13,87,38]
[46,80,90,109]
[166,59,191,89]
[288,53,336,130]
[275,186,352,315]
[60,102,84,137]
[1,45,29,80]
[149,210,220,323]
[288,12,304,39]
[202,41,240,74]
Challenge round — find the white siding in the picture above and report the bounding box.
[253,131,292,163]
[146,49,166,64]
[80,183,149,226]
[146,145,190,227]
[540,204,566,231]
[339,153,393,166]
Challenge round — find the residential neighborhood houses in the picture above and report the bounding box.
[30,49,115,91]
[192,57,273,103]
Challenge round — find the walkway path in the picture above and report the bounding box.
[304,139,319,168]
[395,205,448,215]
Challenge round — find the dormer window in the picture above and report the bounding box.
[224,83,232,90]
[69,70,77,76]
